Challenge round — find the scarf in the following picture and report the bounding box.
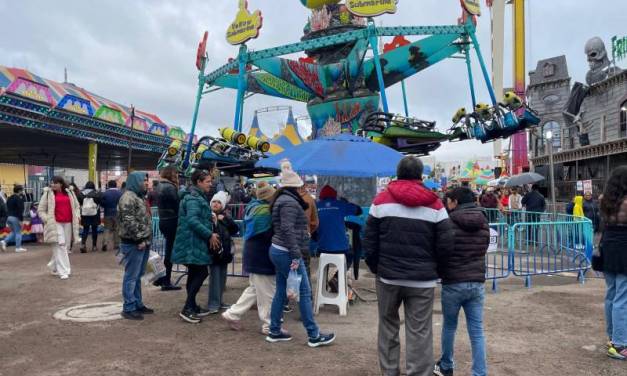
[243,199,272,240]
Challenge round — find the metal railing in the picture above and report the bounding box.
[483,208,592,290]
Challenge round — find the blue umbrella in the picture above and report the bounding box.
[256,133,403,177]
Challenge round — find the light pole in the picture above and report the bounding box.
[545,130,556,213]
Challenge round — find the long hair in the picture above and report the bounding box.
[52,176,69,192]
[160,165,179,186]
[600,166,627,223]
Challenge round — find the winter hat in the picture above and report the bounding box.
[319,185,337,200]
[211,191,230,209]
[256,181,276,201]
[279,160,303,188]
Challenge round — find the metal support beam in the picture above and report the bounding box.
[464,44,477,108]
[234,44,248,133]
[468,27,497,106]
[183,58,207,170]
[368,20,389,113]
[88,142,98,183]
[203,24,467,85]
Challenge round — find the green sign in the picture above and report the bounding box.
[612,35,627,62]
[255,73,311,102]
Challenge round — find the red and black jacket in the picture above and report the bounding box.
[363,180,454,282]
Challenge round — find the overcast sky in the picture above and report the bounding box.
[1,0,624,162]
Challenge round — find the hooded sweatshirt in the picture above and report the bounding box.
[116,172,152,244]
[316,185,362,252]
[438,202,490,284]
[363,179,454,283]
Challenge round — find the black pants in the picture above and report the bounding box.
[184,264,208,311]
[158,218,177,285]
[81,222,98,248]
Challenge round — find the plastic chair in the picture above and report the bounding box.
[314,253,348,316]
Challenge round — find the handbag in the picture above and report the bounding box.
[591,232,604,272]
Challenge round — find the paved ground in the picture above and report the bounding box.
[0,243,625,376]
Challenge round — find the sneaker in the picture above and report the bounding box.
[0,240,6,251]
[221,312,242,331]
[607,344,627,360]
[137,306,154,314]
[265,331,293,343]
[283,305,293,313]
[220,303,231,310]
[179,310,201,324]
[59,275,69,280]
[194,307,213,318]
[121,311,144,321]
[102,245,108,252]
[15,247,27,253]
[207,308,220,315]
[80,245,87,253]
[307,332,336,348]
[433,361,454,376]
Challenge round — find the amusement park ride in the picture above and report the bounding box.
[158,0,539,177]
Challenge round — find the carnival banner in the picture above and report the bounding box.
[346,0,398,18]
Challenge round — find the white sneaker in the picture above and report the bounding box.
[60,275,69,280]
[0,240,6,251]
[15,247,27,253]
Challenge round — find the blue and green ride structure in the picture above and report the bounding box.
[159,1,540,176]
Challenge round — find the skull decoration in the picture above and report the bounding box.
[585,37,612,85]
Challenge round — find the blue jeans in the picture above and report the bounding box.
[269,246,319,338]
[121,243,150,313]
[208,263,228,311]
[439,282,487,376]
[604,272,627,346]
[5,216,22,248]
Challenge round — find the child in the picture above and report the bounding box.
[208,191,239,313]
[30,204,44,243]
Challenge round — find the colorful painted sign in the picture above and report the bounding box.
[308,95,379,138]
[94,106,124,125]
[168,127,186,140]
[461,0,481,16]
[346,0,398,18]
[612,35,627,62]
[255,73,311,102]
[148,123,168,136]
[57,95,94,116]
[226,0,263,45]
[7,78,54,104]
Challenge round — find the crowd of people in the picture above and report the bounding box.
[0,157,625,372]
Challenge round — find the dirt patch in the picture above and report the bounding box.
[0,244,624,376]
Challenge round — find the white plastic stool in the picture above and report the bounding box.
[314,253,348,316]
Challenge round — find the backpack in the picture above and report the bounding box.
[82,196,98,216]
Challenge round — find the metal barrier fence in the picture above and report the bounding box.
[150,204,592,289]
[150,204,249,284]
[484,208,592,290]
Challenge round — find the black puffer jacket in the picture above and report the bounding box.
[271,189,309,260]
[157,180,180,221]
[600,198,627,274]
[363,180,454,282]
[439,203,490,284]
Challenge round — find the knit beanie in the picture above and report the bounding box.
[211,191,230,209]
[319,185,337,200]
[279,160,303,188]
[256,181,276,201]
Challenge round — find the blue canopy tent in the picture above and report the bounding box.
[255,133,403,177]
